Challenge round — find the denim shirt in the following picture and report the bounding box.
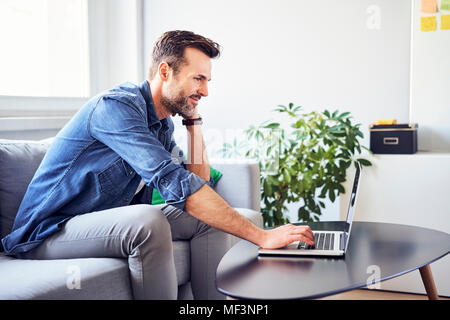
[1,81,207,255]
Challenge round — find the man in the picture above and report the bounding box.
[1,31,314,299]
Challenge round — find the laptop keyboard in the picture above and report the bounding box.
[297,232,335,250]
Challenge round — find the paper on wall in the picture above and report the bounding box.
[420,16,437,31]
[440,0,450,11]
[421,0,438,13]
[441,14,450,29]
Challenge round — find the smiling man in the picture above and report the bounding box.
[1,31,314,300]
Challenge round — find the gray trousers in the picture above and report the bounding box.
[19,204,238,300]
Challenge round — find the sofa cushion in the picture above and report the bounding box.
[0,241,191,299]
[0,253,132,299]
[0,140,51,239]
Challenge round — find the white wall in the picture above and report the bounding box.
[410,0,450,151]
[143,0,412,221]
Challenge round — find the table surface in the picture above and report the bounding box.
[216,221,450,299]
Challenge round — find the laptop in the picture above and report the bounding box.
[258,162,361,257]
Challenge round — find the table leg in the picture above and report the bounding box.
[419,264,439,300]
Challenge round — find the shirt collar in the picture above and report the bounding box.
[138,80,169,130]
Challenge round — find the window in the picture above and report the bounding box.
[0,0,143,122]
[0,0,89,98]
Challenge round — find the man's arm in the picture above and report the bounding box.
[185,123,210,181]
[185,184,315,249]
[181,111,314,249]
[183,109,210,181]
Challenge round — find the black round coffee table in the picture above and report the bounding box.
[216,221,450,300]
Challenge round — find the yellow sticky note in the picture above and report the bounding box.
[441,15,450,30]
[421,16,437,31]
[421,0,438,13]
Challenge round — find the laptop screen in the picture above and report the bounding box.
[344,162,361,252]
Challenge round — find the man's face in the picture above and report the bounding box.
[161,47,212,118]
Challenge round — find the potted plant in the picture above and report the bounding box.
[218,103,372,227]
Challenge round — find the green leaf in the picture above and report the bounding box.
[274,105,286,110]
[345,136,354,151]
[263,179,272,196]
[298,206,312,222]
[297,180,304,193]
[282,169,291,183]
[355,130,364,138]
[319,184,328,198]
[263,122,280,129]
[338,111,351,119]
[328,188,336,202]
[328,125,345,134]
[357,158,372,166]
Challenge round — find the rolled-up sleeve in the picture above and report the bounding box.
[89,97,206,210]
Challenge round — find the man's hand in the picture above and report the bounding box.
[183,105,209,181]
[184,110,200,120]
[171,107,199,119]
[178,105,200,119]
[259,224,315,249]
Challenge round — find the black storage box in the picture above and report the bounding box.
[369,123,418,154]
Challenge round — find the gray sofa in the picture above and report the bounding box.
[0,139,262,299]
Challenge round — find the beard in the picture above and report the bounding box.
[160,87,198,118]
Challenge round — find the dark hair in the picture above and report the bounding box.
[148,30,221,79]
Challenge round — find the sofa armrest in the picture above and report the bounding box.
[209,159,261,212]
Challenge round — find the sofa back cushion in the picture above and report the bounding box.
[0,140,51,239]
